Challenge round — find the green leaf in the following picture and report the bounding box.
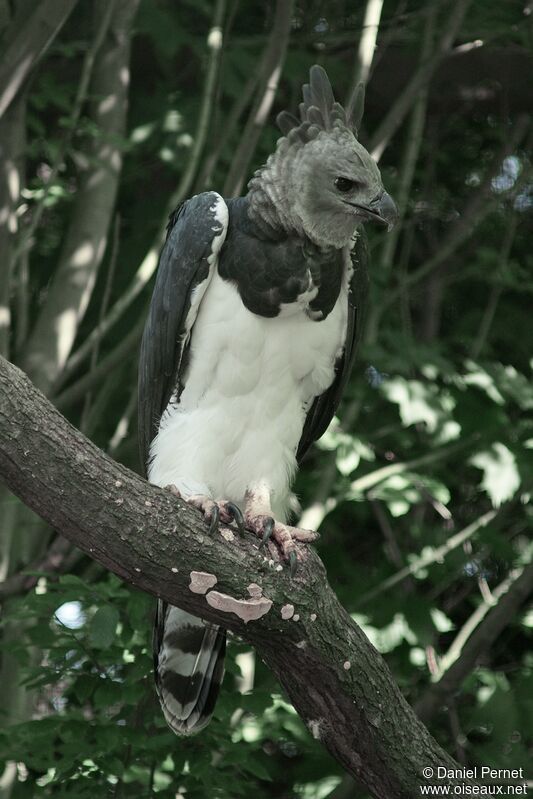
[241,754,273,781]
[381,377,455,434]
[73,675,97,703]
[470,443,521,506]
[88,606,119,649]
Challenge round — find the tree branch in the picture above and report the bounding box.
[0,93,26,359]
[300,431,472,532]
[20,0,139,395]
[195,68,260,190]
[356,509,499,607]
[58,243,158,388]
[365,116,530,341]
[377,0,436,279]
[0,0,78,120]
[171,0,226,206]
[434,563,530,679]
[350,0,384,90]
[0,353,466,799]
[56,0,287,387]
[369,0,473,161]
[80,213,121,432]
[223,0,293,197]
[469,215,517,360]
[13,0,117,268]
[415,561,533,723]
[0,534,72,598]
[52,316,144,411]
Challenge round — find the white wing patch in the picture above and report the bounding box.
[182,194,229,342]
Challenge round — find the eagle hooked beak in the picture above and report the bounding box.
[344,191,398,231]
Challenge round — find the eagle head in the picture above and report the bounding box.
[248,65,398,248]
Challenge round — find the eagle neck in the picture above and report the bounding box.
[246,160,307,241]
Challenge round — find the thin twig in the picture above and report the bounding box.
[15,255,29,355]
[58,245,159,388]
[0,92,26,360]
[195,68,261,190]
[301,436,471,532]
[434,561,529,679]
[350,0,384,91]
[80,214,120,432]
[60,1,226,386]
[356,508,499,606]
[53,317,144,411]
[416,559,533,723]
[370,499,406,571]
[350,436,472,494]
[54,613,105,676]
[194,0,246,190]
[365,11,437,347]
[108,391,138,456]
[0,0,78,120]
[470,215,517,359]
[147,760,156,797]
[298,397,364,531]
[369,0,474,161]
[223,0,294,197]
[378,2,436,278]
[14,0,116,265]
[0,535,72,598]
[83,368,125,438]
[368,120,531,338]
[172,0,226,205]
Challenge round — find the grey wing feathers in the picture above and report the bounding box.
[138,191,228,475]
[138,192,228,737]
[296,232,369,462]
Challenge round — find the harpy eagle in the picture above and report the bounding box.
[138,66,397,735]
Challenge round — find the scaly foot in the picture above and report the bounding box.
[243,513,318,576]
[165,486,245,536]
[165,485,318,575]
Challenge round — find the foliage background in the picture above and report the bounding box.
[0,0,532,797]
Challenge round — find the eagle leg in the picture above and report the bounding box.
[243,485,318,573]
[164,486,244,536]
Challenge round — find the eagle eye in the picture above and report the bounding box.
[334,177,355,193]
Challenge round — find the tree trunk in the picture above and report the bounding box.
[21,0,139,396]
[0,5,138,795]
[0,0,78,120]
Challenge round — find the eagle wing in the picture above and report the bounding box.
[138,192,229,736]
[296,232,369,462]
[138,191,228,475]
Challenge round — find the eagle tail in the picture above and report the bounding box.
[153,602,226,735]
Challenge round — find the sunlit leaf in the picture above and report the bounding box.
[470,443,521,506]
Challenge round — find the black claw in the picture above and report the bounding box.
[225,502,245,536]
[288,550,298,577]
[260,517,275,548]
[208,504,220,535]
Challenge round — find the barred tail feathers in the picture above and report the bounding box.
[153,602,226,735]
